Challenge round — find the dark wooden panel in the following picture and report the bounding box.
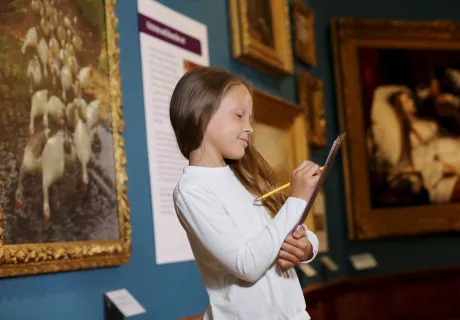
[388,278,456,319]
[304,266,460,320]
[180,266,460,320]
[334,288,392,320]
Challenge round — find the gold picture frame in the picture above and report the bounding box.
[229,0,293,78]
[331,17,460,240]
[251,89,316,232]
[297,72,327,147]
[292,0,316,67]
[0,0,131,277]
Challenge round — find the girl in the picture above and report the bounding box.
[170,66,320,320]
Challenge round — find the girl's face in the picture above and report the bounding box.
[400,92,416,116]
[203,84,254,161]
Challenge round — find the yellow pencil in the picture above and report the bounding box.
[254,166,323,202]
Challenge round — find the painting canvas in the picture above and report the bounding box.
[250,89,317,232]
[360,48,460,209]
[297,72,327,147]
[331,18,460,240]
[0,0,131,277]
[252,121,294,185]
[247,0,274,49]
[311,190,328,252]
[292,0,316,66]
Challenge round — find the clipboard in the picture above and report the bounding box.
[291,132,346,234]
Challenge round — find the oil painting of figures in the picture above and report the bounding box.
[360,48,460,209]
[247,0,274,48]
[0,0,119,245]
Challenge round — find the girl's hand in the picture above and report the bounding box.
[290,160,321,202]
[278,226,313,270]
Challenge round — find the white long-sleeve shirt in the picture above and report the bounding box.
[173,165,319,320]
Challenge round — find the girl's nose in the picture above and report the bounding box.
[245,122,253,134]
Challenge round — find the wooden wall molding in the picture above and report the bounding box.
[303,266,460,320]
[179,266,460,319]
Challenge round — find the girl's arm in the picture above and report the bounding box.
[175,184,307,283]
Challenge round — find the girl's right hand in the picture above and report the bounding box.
[290,160,321,202]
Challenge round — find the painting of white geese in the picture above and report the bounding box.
[0,0,122,246]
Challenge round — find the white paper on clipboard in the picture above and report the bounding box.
[291,132,346,234]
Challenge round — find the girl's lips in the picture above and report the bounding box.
[238,138,249,146]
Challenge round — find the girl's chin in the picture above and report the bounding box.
[223,150,246,161]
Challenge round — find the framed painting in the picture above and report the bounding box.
[312,190,328,253]
[331,18,460,239]
[250,89,316,232]
[292,0,316,67]
[0,0,131,277]
[229,0,293,78]
[297,72,327,147]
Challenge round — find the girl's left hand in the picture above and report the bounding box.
[278,226,313,269]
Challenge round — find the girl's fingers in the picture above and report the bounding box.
[305,164,321,177]
[278,258,295,269]
[293,160,314,174]
[281,241,305,258]
[279,249,299,264]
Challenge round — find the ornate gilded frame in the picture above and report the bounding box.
[297,72,327,147]
[229,0,293,78]
[0,0,131,277]
[292,0,316,67]
[251,89,316,232]
[331,18,460,240]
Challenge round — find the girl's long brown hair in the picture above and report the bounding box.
[170,66,286,216]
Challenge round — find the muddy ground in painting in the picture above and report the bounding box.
[0,0,120,244]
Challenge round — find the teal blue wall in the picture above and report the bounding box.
[1,0,460,319]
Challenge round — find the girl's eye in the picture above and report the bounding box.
[236,114,243,118]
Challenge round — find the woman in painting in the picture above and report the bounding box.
[387,89,460,203]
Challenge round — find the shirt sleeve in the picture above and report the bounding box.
[175,185,307,283]
[298,225,319,264]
